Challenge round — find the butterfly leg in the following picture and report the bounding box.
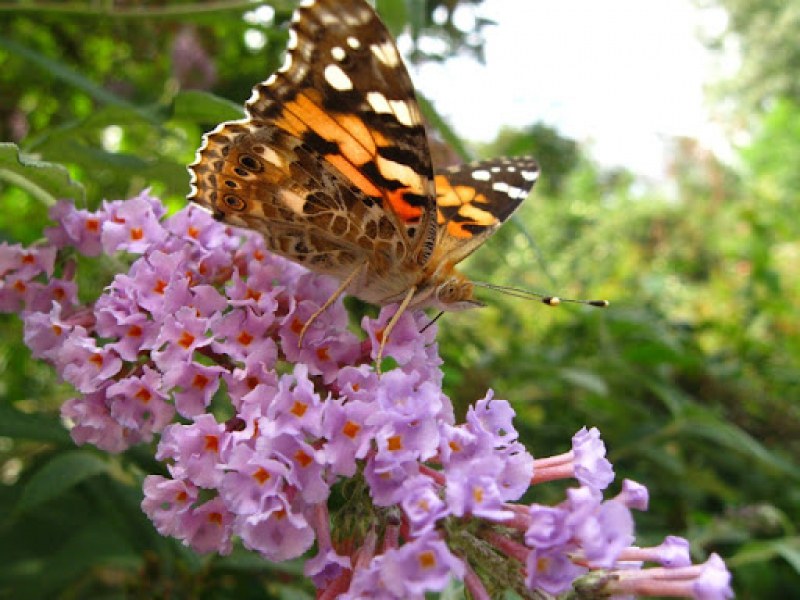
[375,285,417,372]
[298,261,367,348]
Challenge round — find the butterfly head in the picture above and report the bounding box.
[426,271,485,312]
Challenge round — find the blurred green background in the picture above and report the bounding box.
[0,0,798,598]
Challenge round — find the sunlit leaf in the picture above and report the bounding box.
[0,143,85,205]
[172,90,245,125]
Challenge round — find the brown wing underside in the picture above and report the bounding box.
[188,120,408,280]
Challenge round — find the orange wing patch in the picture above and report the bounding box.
[435,174,496,239]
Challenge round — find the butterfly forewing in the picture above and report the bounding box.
[244,0,438,265]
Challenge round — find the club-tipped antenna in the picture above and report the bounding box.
[472,281,609,308]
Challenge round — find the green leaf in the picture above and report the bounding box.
[376,0,409,38]
[558,367,608,396]
[0,404,71,444]
[730,537,800,573]
[416,92,472,162]
[0,35,160,126]
[172,90,245,125]
[18,451,110,512]
[676,412,800,478]
[0,143,85,205]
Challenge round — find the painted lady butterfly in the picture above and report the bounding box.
[187,0,586,358]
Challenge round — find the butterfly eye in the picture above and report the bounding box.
[222,195,246,211]
[238,154,263,172]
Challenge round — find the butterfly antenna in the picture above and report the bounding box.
[420,311,445,333]
[472,281,609,308]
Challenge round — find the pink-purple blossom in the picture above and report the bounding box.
[0,193,733,598]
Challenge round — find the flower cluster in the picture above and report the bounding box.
[0,192,733,599]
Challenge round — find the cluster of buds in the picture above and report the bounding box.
[0,192,732,599]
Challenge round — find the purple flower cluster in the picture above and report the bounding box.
[1,192,733,599]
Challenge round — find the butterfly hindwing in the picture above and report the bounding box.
[188,120,410,279]
[433,157,540,265]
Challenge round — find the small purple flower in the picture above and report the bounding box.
[219,444,289,515]
[495,442,535,501]
[163,204,226,248]
[22,301,71,360]
[152,306,213,370]
[45,200,105,255]
[61,389,130,453]
[163,360,226,418]
[101,191,168,254]
[57,328,122,393]
[180,496,234,555]
[225,264,281,312]
[335,364,379,402]
[0,242,56,279]
[266,364,326,438]
[365,457,420,507]
[379,534,465,596]
[361,308,444,382]
[526,505,572,549]
[694,553,734,600]
[300,331,361,383]
[445,471,513,521]
[305,547,352,589]
[265,433,329,503]
[106,366,174,439]
[525,546,586,595]
[141,474,198,536]
[654,536,692,568]
[467,391,518,446]
[322,397,375,477]
[211,307,274,361]
[574,498,635,568]
[616,478,649,511]
[401,476,450,535]
[156,414,228,488]
[236,496,315,561]
[224,343,279,410]
[572,426,615,490]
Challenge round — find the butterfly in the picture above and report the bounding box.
[187,0,576,360]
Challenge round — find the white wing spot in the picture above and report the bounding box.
[492,181,509,193]
[287,29,298,50]
[521,170,539,182]
[331,46,346,61]
[281,190,307,215]
[324,64,353,91]
[494,182,527,199]
[507,166,516,172]
[367,91,392,114]
[491,167,501,173]
[347,36,361,49]
[370,41,400,67]
[510,185,528,199]
[472,170,491,181]
[278,52,293,73]
[390,99,415,127]
[258,146,284,168]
